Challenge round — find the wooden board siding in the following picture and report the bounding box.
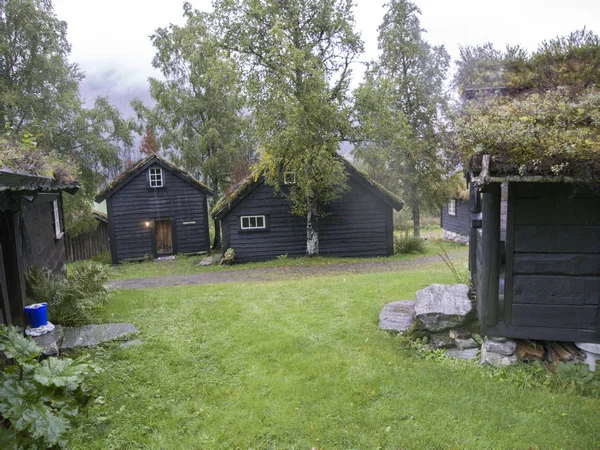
[21,197,67,275]
[108,163,209,262]
[66,220,109,262]
[501,183,600,343]
[222,176,394,263]
[440,200,471,237]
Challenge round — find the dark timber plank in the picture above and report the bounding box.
[513,253,600,276]
[514,225,599,253]
[511,304,597,329]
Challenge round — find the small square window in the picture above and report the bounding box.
[149,168,163,188]
[240,215,266,230]
[448,199,457,216]
[283,171,296,185]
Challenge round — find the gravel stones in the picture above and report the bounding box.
[414,284,473,332]
[480,336,517,366]
[379,301,415,333]
[455,338,479,350]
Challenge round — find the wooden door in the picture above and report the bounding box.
[155,220,173,255]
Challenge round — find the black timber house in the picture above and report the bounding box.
[0,168,78,326]
[469,156,600,344]
[213,160,403,263]
[96,155,213,264]
[440,195,471,244]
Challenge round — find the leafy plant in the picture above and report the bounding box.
[555,362,600,397]
[27,262,113,326]
[0,326,98,448]
[394,232,426,254]
[91,251,112,266]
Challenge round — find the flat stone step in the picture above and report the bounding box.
[61,323,139,350]
[379,301,415,333]
[32,325,64,357]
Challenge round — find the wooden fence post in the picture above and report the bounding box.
[481,183,501,327]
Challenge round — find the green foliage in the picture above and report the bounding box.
[214,0,363,254]
[0,325,98,448]
[0,0,135,235]
[91,251,112,266]
[454,29,600,181]
[220,248,235,266]
[555,362,600,397]
[27,262,113,326]
[394,232,426,254]
[353,0,456,236]
[438,244,470,284]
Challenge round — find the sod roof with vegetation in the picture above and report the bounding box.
[454,29,600,184]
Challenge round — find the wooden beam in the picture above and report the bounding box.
[481,183,501,327]
[504,183,515,325]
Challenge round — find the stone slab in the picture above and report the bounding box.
[483,337,517,356]
[455,338,479,351]
[447,348,479,360]
[431,334,455,349]
[121,339,145,348]
[414,284,473,332]
[449,329,471,340]
[61,323,139,350]
[481,346,518,366]
[379,301,415,333]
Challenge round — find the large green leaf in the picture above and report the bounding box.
[0,326,43,362]
[33,357,95,388]
[16,402,69,447]
[0,426,17,450]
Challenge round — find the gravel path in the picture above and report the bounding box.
[111,249,466,290]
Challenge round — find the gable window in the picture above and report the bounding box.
[283,171,296,185]
[240,215,266,230]
[149,168,163,188]
[52,199,63,239]
[448,199,457,216]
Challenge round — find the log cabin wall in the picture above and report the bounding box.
[221,175,394,263]
[441,199,471,242]
[490,182,600,343]
[65,219,109,262]
[107,162,210,263]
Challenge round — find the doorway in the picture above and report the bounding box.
[154,219,173,256]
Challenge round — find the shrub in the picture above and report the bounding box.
[394,232,426,254]
[0,325,98,448]
[220,248,235,265]
[27,262,113,326]
[91,251,112,265]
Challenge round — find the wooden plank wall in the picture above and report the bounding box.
[223,176,393,263]
[65,220,109,262]
[109,163,209,262]
[507,183,600,341]
[440,199,471,236]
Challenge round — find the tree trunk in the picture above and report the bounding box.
[212,217,222,250]
[410,183,420,237]
[306,197,319,257]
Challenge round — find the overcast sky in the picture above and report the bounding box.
[53,0,600,116]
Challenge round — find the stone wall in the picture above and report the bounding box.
[443,229,469,244]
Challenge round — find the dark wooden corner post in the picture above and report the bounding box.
[468,182,482,287]
[481,182,501,330]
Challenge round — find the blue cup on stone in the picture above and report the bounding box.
[24,303,48,328]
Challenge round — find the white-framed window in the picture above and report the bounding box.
[52,199,63,239]
[240,215,266,230]
[283,171,296,185]
[149,167,163,188]
[448,199,457,216]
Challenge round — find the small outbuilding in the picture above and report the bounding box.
[96,155,213,264]
[469,156,600,344]
[0,168,78,326]
[213,160,403,263]
[440,192,471,244]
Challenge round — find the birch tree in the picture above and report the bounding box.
[213,0,363,256]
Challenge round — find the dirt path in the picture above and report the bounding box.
[111,249,466,290]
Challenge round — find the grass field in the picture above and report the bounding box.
[69,261,599,449]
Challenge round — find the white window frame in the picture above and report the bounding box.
[283,171,296,185]
[52,199,63,239]
[240,215,266,230]
[448,199,457,216]
[149,167,163,188]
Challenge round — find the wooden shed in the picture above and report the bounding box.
[0,168,78,326]
[469,157,600,344]
[440,196,471,244]
[213,160,403,263]
[96,155,214,264]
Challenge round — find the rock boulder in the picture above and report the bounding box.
[414,284,472,332]
[379,301,416,333]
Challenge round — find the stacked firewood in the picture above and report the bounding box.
[516,340,584,370]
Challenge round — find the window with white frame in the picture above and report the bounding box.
[52,199,63,239]
[448,199,457,216]
[283,171,296,185]
[240,215,266,230]
[149,167,163,187]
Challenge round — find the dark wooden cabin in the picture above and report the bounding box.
[96,155,213,264]
[65,211,109,262]
[213,160,403,263]
[0,169,78,326]
[440,198,471,243]
[469,157,600,344]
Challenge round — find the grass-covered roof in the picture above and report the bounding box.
[455,29,600,183]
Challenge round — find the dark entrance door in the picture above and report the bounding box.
[155,219,173,255]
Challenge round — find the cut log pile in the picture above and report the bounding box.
[516,340,584,369]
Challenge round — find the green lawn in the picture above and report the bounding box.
[70,262,599,449]
[106,237,463,280]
